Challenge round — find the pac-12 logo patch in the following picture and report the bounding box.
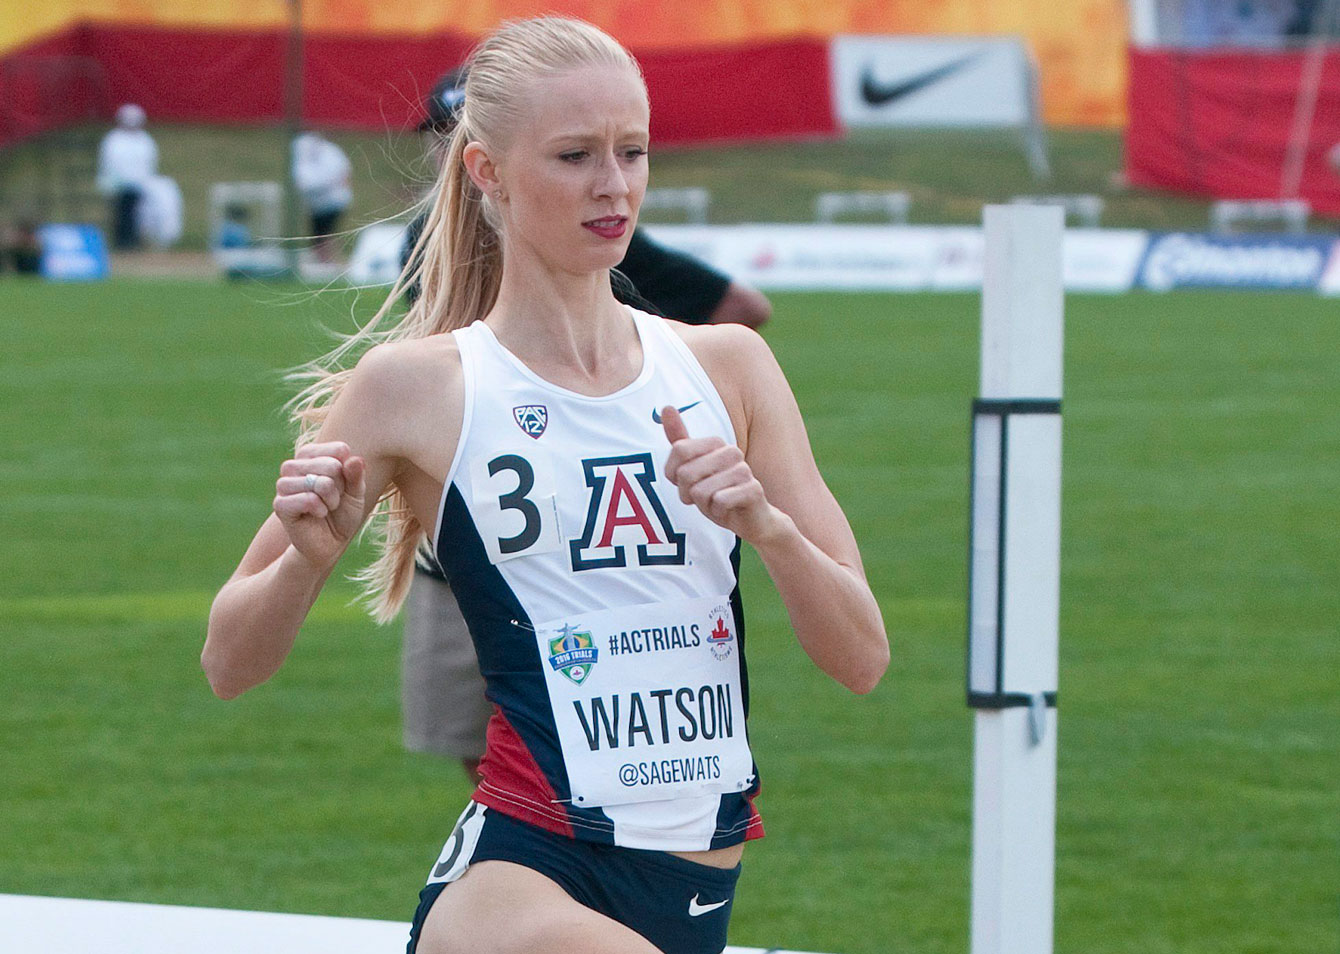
[513,405,548,439]
[707,605,734,660]
[548,623,599,685]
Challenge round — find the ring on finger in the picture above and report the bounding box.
[304,473,318,492]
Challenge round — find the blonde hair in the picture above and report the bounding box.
[289,17,646,622]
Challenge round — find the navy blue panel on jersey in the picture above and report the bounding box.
[708,539,762,849]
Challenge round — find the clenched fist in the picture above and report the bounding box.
[660,405,786,546]
[273,441,367,569]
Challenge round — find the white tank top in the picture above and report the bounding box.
[432,307,762,851]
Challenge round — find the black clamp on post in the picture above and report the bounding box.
[967,397,1061,720]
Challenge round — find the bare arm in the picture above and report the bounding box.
[202,443,377,699]
[202,341,454,699]
[662,325,888,693]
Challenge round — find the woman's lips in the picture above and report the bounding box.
[583,216,628,239]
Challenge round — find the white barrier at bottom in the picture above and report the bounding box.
[0,894,828,954]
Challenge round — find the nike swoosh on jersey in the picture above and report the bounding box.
[859,53,981,107]
[688,893,729,917]
[652,401,701,424]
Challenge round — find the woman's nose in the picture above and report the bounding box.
[592,152,630,200]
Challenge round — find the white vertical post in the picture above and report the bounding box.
[969,205,1063,954]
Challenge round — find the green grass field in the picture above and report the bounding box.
[1,280,1337,954]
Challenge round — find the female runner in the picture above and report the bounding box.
[203,17,887,954]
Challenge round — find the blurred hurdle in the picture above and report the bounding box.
[0,894,832,954]
[813,190,910,224]
[1009,193,1102,228]
[640,187,712,224]
[1209,198,1310,235]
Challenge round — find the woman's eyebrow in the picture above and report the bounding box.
[543,127,650,146]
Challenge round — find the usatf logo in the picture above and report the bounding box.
[548,623,598,685]
[512,405,548,439]
[570,454,686,571]
[707,605,734,660]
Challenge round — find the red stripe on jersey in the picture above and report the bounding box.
[744,796,765,841]
[474,706,574,839]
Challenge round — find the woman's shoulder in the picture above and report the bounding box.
[659,320,789,452]
[352,331,463,393]
[662,319,779,392]
[339,332,465,451]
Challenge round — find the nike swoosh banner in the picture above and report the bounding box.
[831,36,1035,128]
[1,2,1126,130]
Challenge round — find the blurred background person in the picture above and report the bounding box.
[399,68,772,783]
[291,130,352,263]
[1,218,42,275]
[138,172,184,250]
[96,103,157,251]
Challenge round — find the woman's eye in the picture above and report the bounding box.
[623,148,648,161]
[559,151,587,162]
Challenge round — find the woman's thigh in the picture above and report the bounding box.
[417,859,663,954]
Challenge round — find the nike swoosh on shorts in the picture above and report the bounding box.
[688,893,729,917]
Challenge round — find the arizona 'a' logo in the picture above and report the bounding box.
[512,405,547,439]
[548,623,598,685]
[570,453,685,571]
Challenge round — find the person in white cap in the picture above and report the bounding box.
[97,104,158,250]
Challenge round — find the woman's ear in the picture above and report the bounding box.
[462,141,502,197]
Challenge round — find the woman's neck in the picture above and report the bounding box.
[484,261,641,395]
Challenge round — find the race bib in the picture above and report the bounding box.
[470,446,562,564]
[533,595,755,807]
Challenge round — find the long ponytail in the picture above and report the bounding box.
[288,16,644,622]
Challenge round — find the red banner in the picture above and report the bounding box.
[0,24,836,148]
[1126,48,1340,216]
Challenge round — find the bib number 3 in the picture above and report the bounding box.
[490,455,542,554]
[473,451,561,563]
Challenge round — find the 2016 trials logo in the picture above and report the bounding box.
[513,405,548,439]
[548,623,599,685]
[707,605,734,660]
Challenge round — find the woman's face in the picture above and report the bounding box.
[490,63,650,276]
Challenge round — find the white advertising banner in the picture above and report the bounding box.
[1062,229,1153,293]
[643,225,1149,294]
[830,36,1035,128]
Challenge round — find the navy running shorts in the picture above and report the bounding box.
[407,801,741,954]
